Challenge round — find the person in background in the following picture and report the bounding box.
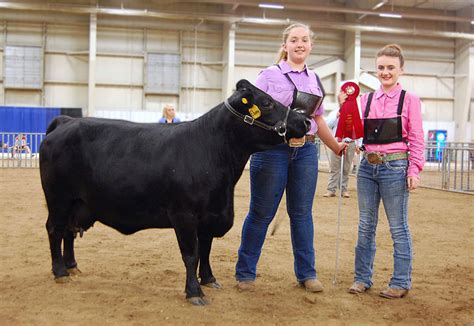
[235,23,346,294]
[323,93,360,198]
[158,104,181,124]
[346,44,425,299]
[12,133,32,157]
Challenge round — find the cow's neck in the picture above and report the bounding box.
[189,106,251,183]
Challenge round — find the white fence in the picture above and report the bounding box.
[0,132,45,168]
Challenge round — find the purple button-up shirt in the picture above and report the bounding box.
[254,61,325,135]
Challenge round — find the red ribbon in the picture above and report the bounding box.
[335,82,364,140]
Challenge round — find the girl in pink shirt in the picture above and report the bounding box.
[347,44,425,299]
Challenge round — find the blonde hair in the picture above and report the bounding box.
[376,44,404,68]
[276,23,314,64]
[162,104,175,119]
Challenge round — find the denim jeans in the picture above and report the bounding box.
[354,158,412,290]
[235,142,318,283]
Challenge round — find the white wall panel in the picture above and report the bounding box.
[0,25,4,48]
[97,28,144,54]
[234,66,261,86]
[95,56,143,85]
[0,50,3,78]
[45,54,88,82]
[181,64,221,89]
[181,31,222,49]
[0,5,468,131]
[44,85,87,108]
[402,76,453,99]
[145,95,178,112]
[235,50,277,67]
[46,25,88,52]
[420,100,454,121]
[361,33,454,62]
[6,23,42,46]
[181,46,222,63]
[95,87,143,111]
[146,30,180,53]
[180,89,221,117]
[360,58,455,76]
[5,90,40,106]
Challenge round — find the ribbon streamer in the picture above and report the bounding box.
[335,82,363,140]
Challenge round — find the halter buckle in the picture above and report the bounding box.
[243,115,255,125]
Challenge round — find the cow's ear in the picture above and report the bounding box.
[236,79,252,90]
[236,79,254,105]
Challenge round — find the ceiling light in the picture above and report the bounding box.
[373,1,387,10]
[379,13,402,19]
[258,3,284,10]
[471,21,474,25]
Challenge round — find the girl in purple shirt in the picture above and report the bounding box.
[347,44,425,299]
[235,23,346,293]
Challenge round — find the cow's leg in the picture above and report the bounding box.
[173,224,208,305]
[198,233,221,289]
[63,231,81,276]
[46,217,69,280]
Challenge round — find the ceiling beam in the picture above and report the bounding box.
[181,0,473,24]
[0,1,472,40]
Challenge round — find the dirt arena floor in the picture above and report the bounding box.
[0,168,473,325]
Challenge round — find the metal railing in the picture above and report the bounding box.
[422,142,473,193]
[0,132,45,168]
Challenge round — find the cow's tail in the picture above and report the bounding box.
[46,115,74,135]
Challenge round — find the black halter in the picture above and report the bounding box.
[224,100,289,139]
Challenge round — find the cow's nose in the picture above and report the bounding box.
[305,118,311,132]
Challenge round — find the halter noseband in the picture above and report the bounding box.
[224,100,289,139]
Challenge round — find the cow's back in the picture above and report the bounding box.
[39,115,236,234]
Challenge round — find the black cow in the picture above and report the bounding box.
[40,79,310,305]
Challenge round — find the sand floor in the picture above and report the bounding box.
[0,169,473,325]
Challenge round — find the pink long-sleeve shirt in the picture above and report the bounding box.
[361,84,425,178]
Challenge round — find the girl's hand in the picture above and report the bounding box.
[337,142,348,156]
[407,176,420,191]
[338,92,348,106]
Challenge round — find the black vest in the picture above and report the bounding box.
[363,90,406,145]
[275,64,325,115]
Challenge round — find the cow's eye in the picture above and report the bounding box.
[262,100,272,108]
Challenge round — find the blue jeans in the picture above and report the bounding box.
[354,158,412,290]
[235,142,318,283]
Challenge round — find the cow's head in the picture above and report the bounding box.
[225,80,310,146]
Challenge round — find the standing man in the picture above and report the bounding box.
[323,92,360,198]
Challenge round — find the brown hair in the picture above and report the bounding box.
[376,44,404,68]
[276,23,314,63]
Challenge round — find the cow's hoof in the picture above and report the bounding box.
[203,281,222,289]
[187,296,210,306]
[54,276,71,284]
[67,267,82,276]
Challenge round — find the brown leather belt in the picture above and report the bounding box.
[364,151,408,164]
[305,134,316,143]
[288,134,316,147]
